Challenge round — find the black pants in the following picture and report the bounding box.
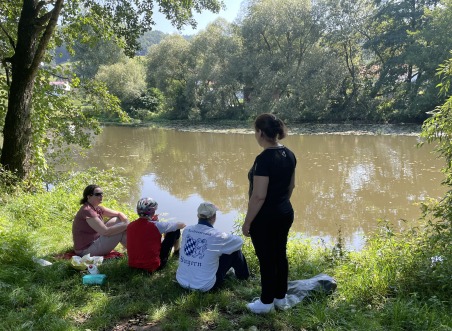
[250,210,293,304]
[158,229,181,270]
[212,250,250,289]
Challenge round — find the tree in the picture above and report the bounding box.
[95,57,147,114]
[0,0,223,181]
[419,52,452,287]
[145,35,192,119]
[137,30,168,56]
[319,0,376,121]
[72,34,125,79]
[187,18,244,120]
[363,0,445,122]
[240,0,341,121]
[407,0,452,120]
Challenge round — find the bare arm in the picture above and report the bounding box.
[288,172,295,199]
[242,175,268,237]
[176,222,186,230]
[101,206,129,223]
[86,216,128,237]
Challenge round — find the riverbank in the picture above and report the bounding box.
[1,170,450,331]
[106,121,423,136]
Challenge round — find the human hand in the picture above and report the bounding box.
[242,223,251,237]
[118,213,129,223]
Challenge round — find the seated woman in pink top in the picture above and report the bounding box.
[72,184,129,256]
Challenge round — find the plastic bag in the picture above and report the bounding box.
[33,257,53,266]
[71,254,104,271]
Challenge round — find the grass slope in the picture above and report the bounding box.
[0,170,450,330]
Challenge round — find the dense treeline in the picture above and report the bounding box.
[81,0,452,124]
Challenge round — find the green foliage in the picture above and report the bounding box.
[163,79,192,120]
[0,167,21,197]
[95,57,147,115]
[186,19,245,120]
[239,0,343,121]
[71,31,125,79]
[144,22,245,121]
[135,0,452,123]
[421,55,452,183]
[362,0,449,122]
[77,79,129,123]
[417,55,452,304]
[129,88,166,121]
[319,0,376,121]
[136,30,168,56]
[146,34,191,92]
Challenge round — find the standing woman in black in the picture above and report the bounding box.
[242,113,297,314]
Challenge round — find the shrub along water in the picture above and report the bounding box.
[0,169,450,330]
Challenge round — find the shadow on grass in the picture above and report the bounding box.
[75,256,314,331]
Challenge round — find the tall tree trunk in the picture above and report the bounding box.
[1,66,34,179]
[0,0,63,180]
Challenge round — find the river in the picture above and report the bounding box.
[68,125,446,250]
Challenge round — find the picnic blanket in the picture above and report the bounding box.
[54,250,124,260]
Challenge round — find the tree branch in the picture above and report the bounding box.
[0,22,16,50]
[30,0,64,74]
[1,58,12,88]
[260,31,272,53]
[36,10,54,27]
[41,66,72,80]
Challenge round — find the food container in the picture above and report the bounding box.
[82,274,107,285]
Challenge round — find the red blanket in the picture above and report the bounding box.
[55,250,124,260]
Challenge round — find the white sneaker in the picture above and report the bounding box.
[274,296,291,310]
[247,298,275,314]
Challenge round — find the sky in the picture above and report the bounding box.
[152,1,243,35]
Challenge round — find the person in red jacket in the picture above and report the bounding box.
[127,197,186,272]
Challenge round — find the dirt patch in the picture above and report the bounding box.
[109,314,162,331]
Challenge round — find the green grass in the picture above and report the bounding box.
[0,170,451,330]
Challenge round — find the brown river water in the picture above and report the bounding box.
[69,125,446,250]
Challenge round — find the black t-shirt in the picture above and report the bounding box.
[248,146,297,215]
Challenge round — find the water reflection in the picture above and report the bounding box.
[71,126,446,249]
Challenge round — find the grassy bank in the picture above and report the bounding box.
[0,170,450,331]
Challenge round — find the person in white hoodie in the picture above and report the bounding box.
[176,202,249,291]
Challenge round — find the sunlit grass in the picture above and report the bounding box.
[0,170,451,330]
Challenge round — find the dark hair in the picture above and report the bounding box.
[254,113,287,141]
[80,184,100,204]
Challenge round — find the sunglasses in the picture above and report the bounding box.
[93,192,103,197]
